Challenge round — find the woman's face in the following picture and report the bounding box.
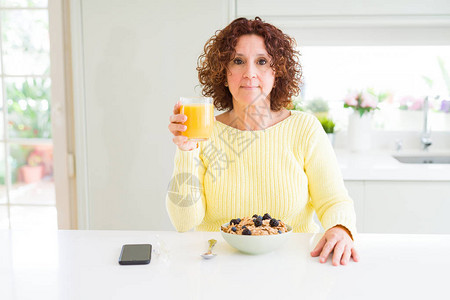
[226,34,275,107]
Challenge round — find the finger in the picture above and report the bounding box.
[168,123,187,134]
[341,246,352,265]
[351,247,360,262]
[310,235,326,257]
[173,135,188,145]
[173,101,181,114]
[332,240,346,266]
[169,114,187,124]
[319,239,337,263]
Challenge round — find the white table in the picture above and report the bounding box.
[0,230,448,300]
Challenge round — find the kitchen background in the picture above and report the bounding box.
[1,0,449,233]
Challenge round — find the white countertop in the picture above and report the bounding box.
[0,230,448,300]
[335,149,450,181]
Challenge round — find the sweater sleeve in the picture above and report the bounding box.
[165,145,207,232]
[303,117,357,239]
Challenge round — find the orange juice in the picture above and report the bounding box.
[181,103,214,141]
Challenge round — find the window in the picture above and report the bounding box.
[299,45,450,132]
[0,0,56,229]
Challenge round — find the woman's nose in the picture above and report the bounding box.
[243,63,257,79]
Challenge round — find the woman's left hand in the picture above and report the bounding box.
[310,225,360,266]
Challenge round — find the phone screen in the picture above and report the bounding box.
[119,244,152,265]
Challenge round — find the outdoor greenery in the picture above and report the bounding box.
[305,98,329,114]
[0,145,33,185]
[0,78,51,184]
[6,77,52,139]
[422,57,450,113]
[288,96,304,111]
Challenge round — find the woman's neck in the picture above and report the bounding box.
[226,105,289,131]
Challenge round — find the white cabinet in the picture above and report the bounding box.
[344,181,365,233]
[344,180,450,234]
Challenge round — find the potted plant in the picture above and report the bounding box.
[19,150,44,184]
[317,115,336,146]
[6,78,52,184]
[343,89,381,152]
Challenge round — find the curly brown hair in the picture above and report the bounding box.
[197,17,302,112]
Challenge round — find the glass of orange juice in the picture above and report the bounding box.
[180,97,214,142]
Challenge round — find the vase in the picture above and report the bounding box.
[19,165,44,184]
[348,112,372,152]
[327,133,335,148]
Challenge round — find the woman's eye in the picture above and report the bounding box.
[233,58,244,65]
[258,58,267,65]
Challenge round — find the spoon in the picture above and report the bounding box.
[200,239,217,259]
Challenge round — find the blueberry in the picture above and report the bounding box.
[231,226,237,232]
[242,228,252,235]
[253,218,262,227]
[252,214,258,218]
[269,219,279,227]
[278,230,282,234]
[262,213,272,220]
[242,225,247,229]
[230,219,239,225]
[236,218,241,223]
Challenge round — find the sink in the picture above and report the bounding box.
[393,154,450,164]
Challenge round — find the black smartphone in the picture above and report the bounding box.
[118,244,152,265]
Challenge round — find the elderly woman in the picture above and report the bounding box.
[167,17,359,266]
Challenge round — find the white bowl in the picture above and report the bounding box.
[220,222,293,255]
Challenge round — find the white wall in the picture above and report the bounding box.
[72,0,230,230]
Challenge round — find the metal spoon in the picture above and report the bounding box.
[200,239,217,259]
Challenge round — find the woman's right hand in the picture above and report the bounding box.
[168,101,198,151]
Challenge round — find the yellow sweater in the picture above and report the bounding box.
[166,110,356,237]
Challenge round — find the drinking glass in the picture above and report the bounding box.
[180,97,214,142]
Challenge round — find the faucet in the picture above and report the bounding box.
[395,139,403,152]
[421,96,432,151]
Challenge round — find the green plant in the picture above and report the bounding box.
[305,98,329,113]
[318,116,335,134]
[438,57,450,95]
[6,78,52,139]
[27,150,43,166]
[0,156,18,185]
[288,96,304,111]
[422,57,450,113]
[4,144,35,184]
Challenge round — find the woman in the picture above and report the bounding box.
[167,17,359,266]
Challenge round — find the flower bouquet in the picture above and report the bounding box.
[344,90,379,117]
[343,89,380,152]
